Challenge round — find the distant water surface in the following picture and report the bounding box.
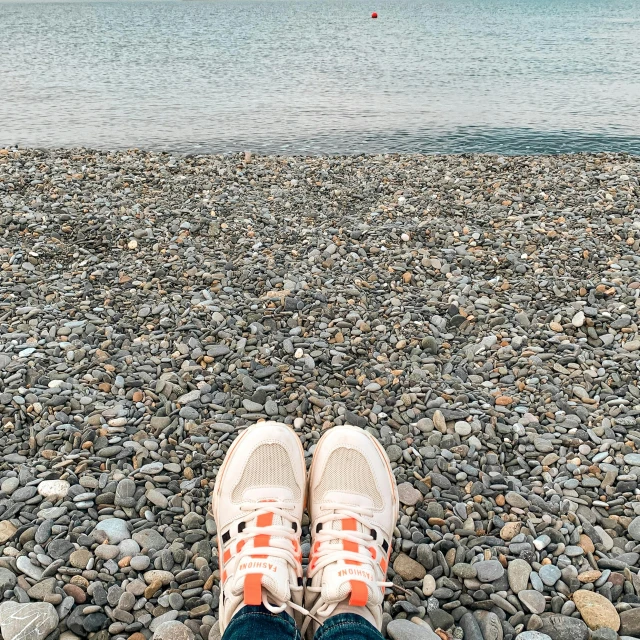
[1,0,639,154]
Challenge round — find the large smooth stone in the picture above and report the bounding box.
[619,609,640,636]
[508,559,531,594]
[16,556,44,581]
[393,553,426,580]
[573,590,620,631]
[133,528,167,550]
[387,620,441,640]
[0,520,17,544]
[519,590,546,614]
[475,611,503,640]
[0,567,17,591]
[475,560,504,582]
[628,516,640,542]
[143,570,175,586]
[540,614,589,640]
[153,621,195,640]
[37,480,70,501]
[539,564,561,586]
[0,602,58,640]
[459,613,483,640]
[93,518,130,544]
[149,612,180,632]
[397,482,422,506]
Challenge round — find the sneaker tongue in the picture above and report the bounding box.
[319,513,377,607]
[231,555,292,604]
[230,506,293,605]
[320,562,375,604]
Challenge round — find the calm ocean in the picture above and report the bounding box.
[1,0,639,154]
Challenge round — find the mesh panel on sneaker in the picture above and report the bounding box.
[231,442,301,503]
[313,447,383,509]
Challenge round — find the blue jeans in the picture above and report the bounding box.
[222,605,384,640]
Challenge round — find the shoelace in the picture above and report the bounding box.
[300,503,392,637]
[230,501,310,619]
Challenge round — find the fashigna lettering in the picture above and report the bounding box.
[239,561,279,572]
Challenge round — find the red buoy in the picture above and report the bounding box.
[371,11,378,18]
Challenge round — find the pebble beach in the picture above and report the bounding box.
[1,148,640,640]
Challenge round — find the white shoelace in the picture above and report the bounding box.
[300,503,392,636]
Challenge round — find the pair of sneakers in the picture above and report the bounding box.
[211,423,399,637]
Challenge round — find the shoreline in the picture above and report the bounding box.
[1,148,640,640]
[3,147,640,157]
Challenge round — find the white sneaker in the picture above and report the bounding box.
[211,422,307,634]
[303,425,399,636]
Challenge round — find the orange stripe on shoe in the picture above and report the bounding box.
[340,518,370,605]
[223,549,231,563]
[254,512,274,548]
[343,518,357,531]
[244,573,263,605]
[342,517,360,565]
[243,512,274,604]
[349,580,368,606]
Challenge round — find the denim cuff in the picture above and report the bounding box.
[223,605,301,640]
[314,613,383,640]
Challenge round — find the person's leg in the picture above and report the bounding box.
[303,425,399,638]
[212,422,306,635]
[313,613,384,640]
[222,605,301,640]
